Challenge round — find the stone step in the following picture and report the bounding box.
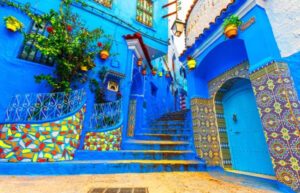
[135,133,190,141]
[0,159,206,175]
[123,140,192,151]
[148,125,186,129]
[140,128,192,134]
[75,150,197,160]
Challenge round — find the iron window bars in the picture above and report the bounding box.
[19,22,55,66]
[136,0,153,27]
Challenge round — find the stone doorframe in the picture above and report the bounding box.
[190,61,300,192]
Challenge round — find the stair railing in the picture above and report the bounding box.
[89,100,122,130]
[3,88,86,123]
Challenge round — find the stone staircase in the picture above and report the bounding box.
[73,110,206,173]
[0,111,206,175]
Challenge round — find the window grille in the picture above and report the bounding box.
[136,0,153,27]
[19,22,55,66]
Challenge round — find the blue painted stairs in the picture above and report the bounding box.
[73,110,206,173]
[0,111,206,175]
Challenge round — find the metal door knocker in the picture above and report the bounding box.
[232,113,238,123]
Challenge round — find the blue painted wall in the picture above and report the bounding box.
[183,5,281,100]
[284,52,300,97]
[0,0,171,147]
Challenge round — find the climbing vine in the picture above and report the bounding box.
[3,0,104,92]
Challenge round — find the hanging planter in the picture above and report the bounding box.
[100,50,110,60]
[100,37,112,60]
[4,16,23,32]
[187,56,196,70]
[137,58,143,67]
[142,68,147,76]
[166,72,170,78]
[151,67,157,76]
[80,66,88,72]
[222,15,242,39]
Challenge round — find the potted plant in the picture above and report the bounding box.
[100,37,112,60]
[151,67,157,76]
[165,71,170,78]
[141,67,147,76]
[159,71,163,77]
[3,16,23,32]
[187,56,196,70]
[222,15,242,39]
[137,58,143,67]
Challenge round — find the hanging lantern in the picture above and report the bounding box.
[171,18,185,37]
[187,56,196,70]
[137,58,143,67]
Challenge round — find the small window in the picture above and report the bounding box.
[19,22,54,66]
[136,0,153,27]
[94,0,113,8]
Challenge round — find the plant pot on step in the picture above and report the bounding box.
[142,69,147,76]
[100,50,110,60]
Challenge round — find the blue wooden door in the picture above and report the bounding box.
[222,79,275,176]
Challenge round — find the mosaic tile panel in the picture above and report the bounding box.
[127,100,137,137]
[84,127,122,151]
[191,98,221,166]
[250,62,300,192]
[0,106,86,162]
[208,62,249,97]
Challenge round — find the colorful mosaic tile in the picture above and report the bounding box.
[84,127,122,151]
[127,100,137,137]
[208,62,249,97]
[250,62,300,192]
[191,98,221,166]
[0,106,86,162]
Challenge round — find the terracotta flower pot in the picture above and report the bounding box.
[187,59,196,70]
[100,50,110,60]
[137,59,143,67]
[152,70,157,76]
[166,74,170,78]
[224,24,238,39]
[142,70,147,76]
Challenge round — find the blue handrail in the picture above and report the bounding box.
[2,88,87,124]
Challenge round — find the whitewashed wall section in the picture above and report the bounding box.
[186,0,232,47]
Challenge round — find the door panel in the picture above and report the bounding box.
[222,80,275,176]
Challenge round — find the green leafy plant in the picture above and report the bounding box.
[4,0,105,92]
[222,15,242,29]
[102,35,113,52]
[89,78,106,103]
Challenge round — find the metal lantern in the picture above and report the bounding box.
[171,18,185,37]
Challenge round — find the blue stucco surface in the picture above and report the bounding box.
[0,0,171,146]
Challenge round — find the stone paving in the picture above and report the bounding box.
[0,172,278,193]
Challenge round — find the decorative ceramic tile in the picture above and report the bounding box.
[250,62,300,192]
[0,106,86,162]
[84,127,122,151]
[191,98,221,166]
[127,100,137,137]
[208,62,249,97]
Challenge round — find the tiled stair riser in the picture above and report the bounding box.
[0,106,86,162]
[83,128,122,151]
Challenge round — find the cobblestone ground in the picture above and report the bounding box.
[0,172,278,193]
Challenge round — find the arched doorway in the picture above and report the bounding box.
[215,78,275,176]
